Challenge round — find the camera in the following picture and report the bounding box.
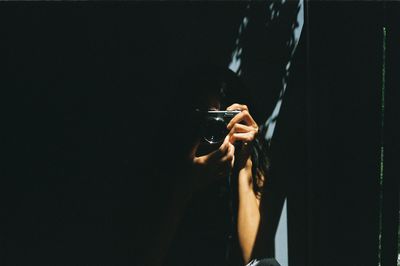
[200,110,240,144]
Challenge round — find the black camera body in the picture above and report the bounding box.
[201,110,240,144]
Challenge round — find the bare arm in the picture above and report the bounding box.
[227,103,263,265]
[237,158,261,264]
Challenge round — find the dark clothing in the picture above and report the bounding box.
[164,179,238,266]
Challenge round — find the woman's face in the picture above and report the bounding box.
[207,94,221,111]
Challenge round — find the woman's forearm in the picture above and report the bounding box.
[237,158,261,264]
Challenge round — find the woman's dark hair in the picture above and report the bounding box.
[178,63,270,195]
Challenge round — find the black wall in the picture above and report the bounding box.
[306,2,383,266]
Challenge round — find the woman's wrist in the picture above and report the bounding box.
[237,158,254,193]
[241,157,252,171]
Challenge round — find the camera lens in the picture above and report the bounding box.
[203,117,228,144]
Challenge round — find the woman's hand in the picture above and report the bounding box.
[226,103,259,171]
[188,135,235,193]
[187,103,258,194]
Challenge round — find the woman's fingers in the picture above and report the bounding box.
[228,123,257,143]
[229,123,254,134]
[226,102,257,130]
[226,103,258,144]
[226,110,257,130]
[220,143,235,170]
[216,135,230,154]
[204,135,230,163]
[226,103,248,112]
[221,143,235,162]
[230,132,257,143]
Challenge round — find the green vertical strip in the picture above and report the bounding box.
[378,26,386,266]
[380,26,386,187]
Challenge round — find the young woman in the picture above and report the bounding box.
[147,65,273,266]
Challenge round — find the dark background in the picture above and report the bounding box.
[1,2,398,266]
